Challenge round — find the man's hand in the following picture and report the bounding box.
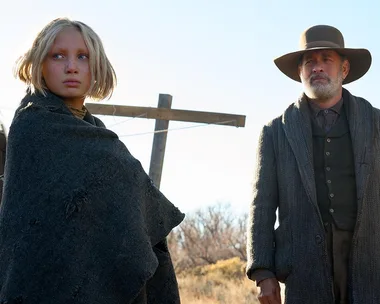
[257,278,281,304]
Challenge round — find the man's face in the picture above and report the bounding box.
[298,50,350,101]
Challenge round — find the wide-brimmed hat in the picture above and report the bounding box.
[274,25,372,84]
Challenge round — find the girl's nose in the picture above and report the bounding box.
[65,59,78,73]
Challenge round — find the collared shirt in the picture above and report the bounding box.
[69,106,87,120]
[308,98,343,132]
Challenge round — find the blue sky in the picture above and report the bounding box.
[0,0,378,214]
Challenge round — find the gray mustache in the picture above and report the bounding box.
[310,74,330,82]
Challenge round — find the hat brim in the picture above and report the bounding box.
[274,47,372,84]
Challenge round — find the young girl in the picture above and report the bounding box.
[0,18,184,304]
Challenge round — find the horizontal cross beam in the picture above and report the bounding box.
[85,103,246,127]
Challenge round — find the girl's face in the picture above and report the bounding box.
[42,27,91,109]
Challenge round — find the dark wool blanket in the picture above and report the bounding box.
[0,92,185,304]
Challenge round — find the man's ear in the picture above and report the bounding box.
[342,59,350,80]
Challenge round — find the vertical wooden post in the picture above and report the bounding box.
[148,94,172,189]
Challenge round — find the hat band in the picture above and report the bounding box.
[302,40,342,50]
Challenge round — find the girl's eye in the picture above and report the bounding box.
[78,54,89,60]
[52,54,64,59]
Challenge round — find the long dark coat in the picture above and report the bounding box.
[0,92,184,304]
[247,88,380,303]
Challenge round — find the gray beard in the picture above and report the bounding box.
[303,73,344,101]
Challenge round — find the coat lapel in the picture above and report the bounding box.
[282,95,319,215]
[343,89,373,211]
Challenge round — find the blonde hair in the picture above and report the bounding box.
[15,18,117,100]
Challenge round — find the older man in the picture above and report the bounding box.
[247,25,379,304]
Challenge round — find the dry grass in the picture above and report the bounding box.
[177,257,260,304]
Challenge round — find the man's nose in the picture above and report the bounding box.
[312,61,324,73]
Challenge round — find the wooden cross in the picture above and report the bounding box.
[86,94,246,189]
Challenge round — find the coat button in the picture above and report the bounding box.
[315,235,322,244]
